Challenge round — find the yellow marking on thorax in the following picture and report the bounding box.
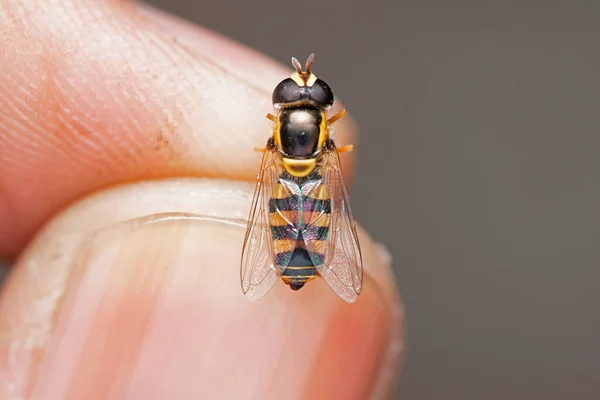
[283,158,317,177]
[317,110,328,148]
[273,115,282,148]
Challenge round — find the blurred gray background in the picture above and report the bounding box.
[146,1,599,399]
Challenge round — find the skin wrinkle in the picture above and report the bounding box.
[0,20,77,235]
[0,23,65,161]
[52,3,174,165]
[52,7,133,164]
[80,5,172,165]
[125,8,244,164]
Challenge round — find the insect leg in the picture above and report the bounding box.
[327,109,346,124]
[336,145,354,153]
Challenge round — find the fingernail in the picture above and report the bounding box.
[21,216,391,399]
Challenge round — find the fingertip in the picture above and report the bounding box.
[0,0,358,258]
[133,1,359,172]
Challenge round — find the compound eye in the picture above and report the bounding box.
[272,78,303,106]
[309,79,334,108]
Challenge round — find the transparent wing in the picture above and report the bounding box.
[303,148,363,303]
[240,150,280,301]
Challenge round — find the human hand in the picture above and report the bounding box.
[0,1,404,398]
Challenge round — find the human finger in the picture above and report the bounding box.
[0,0,357,258]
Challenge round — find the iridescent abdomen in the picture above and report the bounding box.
[269,176,330,290]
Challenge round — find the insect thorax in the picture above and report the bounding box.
[274,105,328,178]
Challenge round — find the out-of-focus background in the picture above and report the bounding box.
[144,1,599,399]
[2,1,593,399]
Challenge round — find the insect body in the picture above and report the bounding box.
[241,54,363,303]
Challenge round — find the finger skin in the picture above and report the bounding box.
[0,0,356,258]
[0,179,404,399]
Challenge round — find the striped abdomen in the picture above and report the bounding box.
[269,178,330,290]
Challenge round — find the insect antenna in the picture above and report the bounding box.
[291,56,303,74]
[291,54,316,75]
[305,53,315,74]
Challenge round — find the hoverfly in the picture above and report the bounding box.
[241,54,363,303]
